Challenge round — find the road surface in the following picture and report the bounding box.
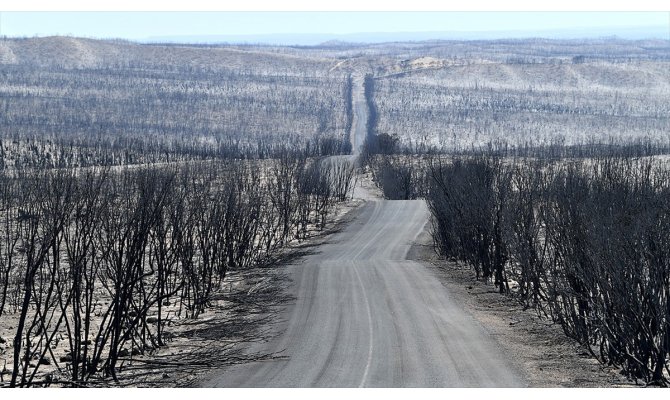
[199,198,525,387]
[350,75,368,157]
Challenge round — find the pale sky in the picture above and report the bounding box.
[0,11,668,40]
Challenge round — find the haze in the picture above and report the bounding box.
[0,11,668,44]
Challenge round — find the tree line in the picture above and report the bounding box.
[0,152,356,387]
[368,148,670,385]
[427,155,670,385]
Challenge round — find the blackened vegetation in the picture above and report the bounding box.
[370,60,670,152]
[423,154,670,385]
[0,64,352,169]
[344,75,354,138]
[363,74,377,140]
[0,37,358,387]
[360,74,385,165]
[0,155,355,387]
[367,154,426,200]
[452,137,670,160]
[361,74,412,171]
[427,156,511,291]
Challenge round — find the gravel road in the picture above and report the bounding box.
[199,198,525,387]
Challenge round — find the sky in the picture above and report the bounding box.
[0,11,668,42]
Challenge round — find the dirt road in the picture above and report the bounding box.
[350,75,368,156]
[199,72,524,388]
[199,198,525,387]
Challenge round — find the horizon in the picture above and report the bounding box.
[0,11,669,45]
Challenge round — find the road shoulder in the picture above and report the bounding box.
[407,227,633,388]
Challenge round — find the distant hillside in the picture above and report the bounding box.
[2,35,669,161]
[147,25,670,46]
[3,36,668,71]
[0,36,336,74]
[371,59,670,150]
[0,36,353,168]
